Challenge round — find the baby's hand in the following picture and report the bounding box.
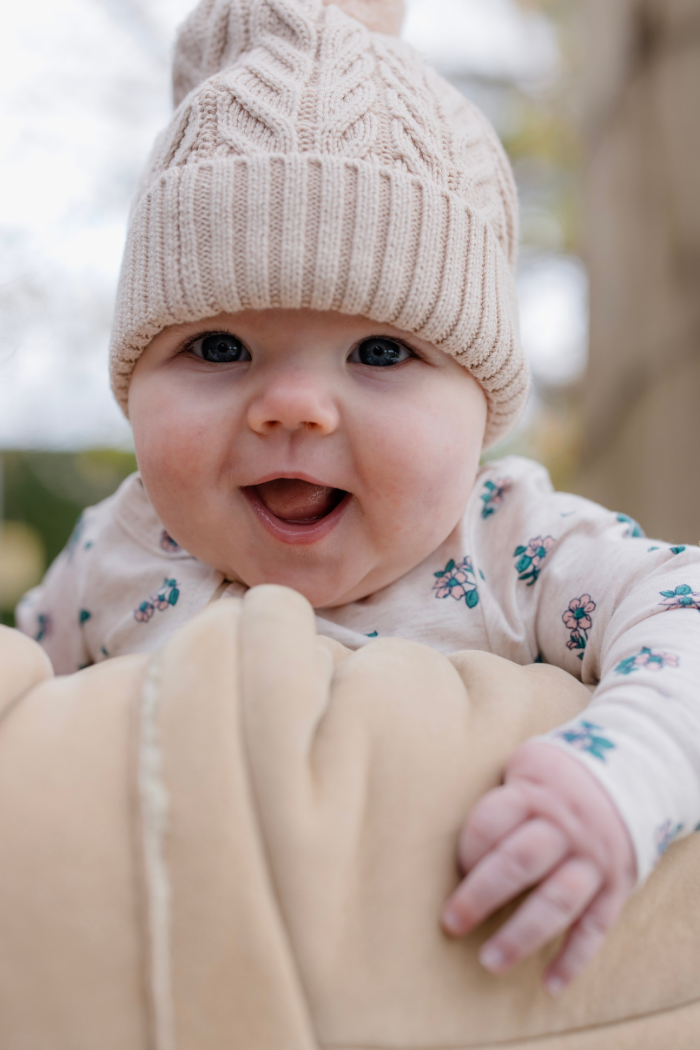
[441,742,637,994]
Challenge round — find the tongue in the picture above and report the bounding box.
[254,479,342,522]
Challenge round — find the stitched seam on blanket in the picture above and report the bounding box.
[140,654,176,1050]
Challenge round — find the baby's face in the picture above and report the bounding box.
[129,309,486,608]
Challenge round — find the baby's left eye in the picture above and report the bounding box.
[349,337,411,367]
[189,332,251,363]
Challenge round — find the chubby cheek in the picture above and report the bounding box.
[130,378,229,524]
[357,384,485,550]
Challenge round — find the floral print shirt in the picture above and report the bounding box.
[16,457,700,883]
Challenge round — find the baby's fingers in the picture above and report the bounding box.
[478,857,602,978]
[442,818,568,936]
[544,882,630,993]
[457,784,533,872]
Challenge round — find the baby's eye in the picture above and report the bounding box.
[189,332,251,363]
[349,337,411,367]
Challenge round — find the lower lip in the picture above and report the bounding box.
[241,487,351,546]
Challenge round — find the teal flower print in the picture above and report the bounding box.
[513,535,556,586]
[659,584,700,611]
[670,546,687,555]
[135,601,155,623]
[433,557,479,608]
[134,578,180,623]
[79,609,91,625]
[615,647,680,675]
[556,721,615,761]
[563,594,596,660]
[655,820,683,857]
[35,613,51,643]
[480,477,512,519]
[617,513,645,538]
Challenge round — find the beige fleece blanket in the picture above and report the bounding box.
[0,585,699,1049]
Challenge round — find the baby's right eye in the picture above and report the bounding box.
[189,332,251,363]
[349,337,411,367]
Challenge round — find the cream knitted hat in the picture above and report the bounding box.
[110,0,528,446]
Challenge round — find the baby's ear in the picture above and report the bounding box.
[323,0,404,36]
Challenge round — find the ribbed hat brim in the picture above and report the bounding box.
[110,154,528,446]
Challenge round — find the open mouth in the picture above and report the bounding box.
[252,478,346,523]
[242,478,350,544]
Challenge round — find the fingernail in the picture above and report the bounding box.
[479,945,506,972]
[545,975,564,996]
[442,909,463,935]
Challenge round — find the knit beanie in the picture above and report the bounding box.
[109,0,528,447]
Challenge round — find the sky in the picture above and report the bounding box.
[0,0,584,450]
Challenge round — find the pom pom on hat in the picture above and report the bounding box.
[113,0,528,447]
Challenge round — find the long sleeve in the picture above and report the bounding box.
[475,456,700,882]
[15,511,96,675]
[15,473,227,672]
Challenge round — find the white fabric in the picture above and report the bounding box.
[17,455,700,882]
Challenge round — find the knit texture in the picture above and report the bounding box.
[110,0,528,446]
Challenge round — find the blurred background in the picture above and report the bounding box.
[1,0,699,625]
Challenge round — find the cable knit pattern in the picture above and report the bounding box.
[110,0,528,446]
[172,0,251,106]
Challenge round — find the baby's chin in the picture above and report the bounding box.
[229,565,379,610]
[218,548,407,610]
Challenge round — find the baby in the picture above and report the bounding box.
[18,0,700,996]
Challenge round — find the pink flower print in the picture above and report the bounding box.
[562,594,596,660]
[637,649,679,670]
[160,530,181,554]
[527,536,556,567]
[135,601,155,623]
[659,584,700,611]
[563,594,596,633]
[133,578,180,623]
[556,720,615,761]
[434,561,469,600]
[480,477,512,519]
[615,647,680,675]
[433,557,479,609]
[513,535,556,585]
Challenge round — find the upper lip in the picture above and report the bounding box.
[242,471,347,491]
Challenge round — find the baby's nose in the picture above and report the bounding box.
[247,376,340,436]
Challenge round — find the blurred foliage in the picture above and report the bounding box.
[1,449,137,625]
[505,106,579,170]
[504,105,581,254]
[502,1,582,258]
[498,0,586,491]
